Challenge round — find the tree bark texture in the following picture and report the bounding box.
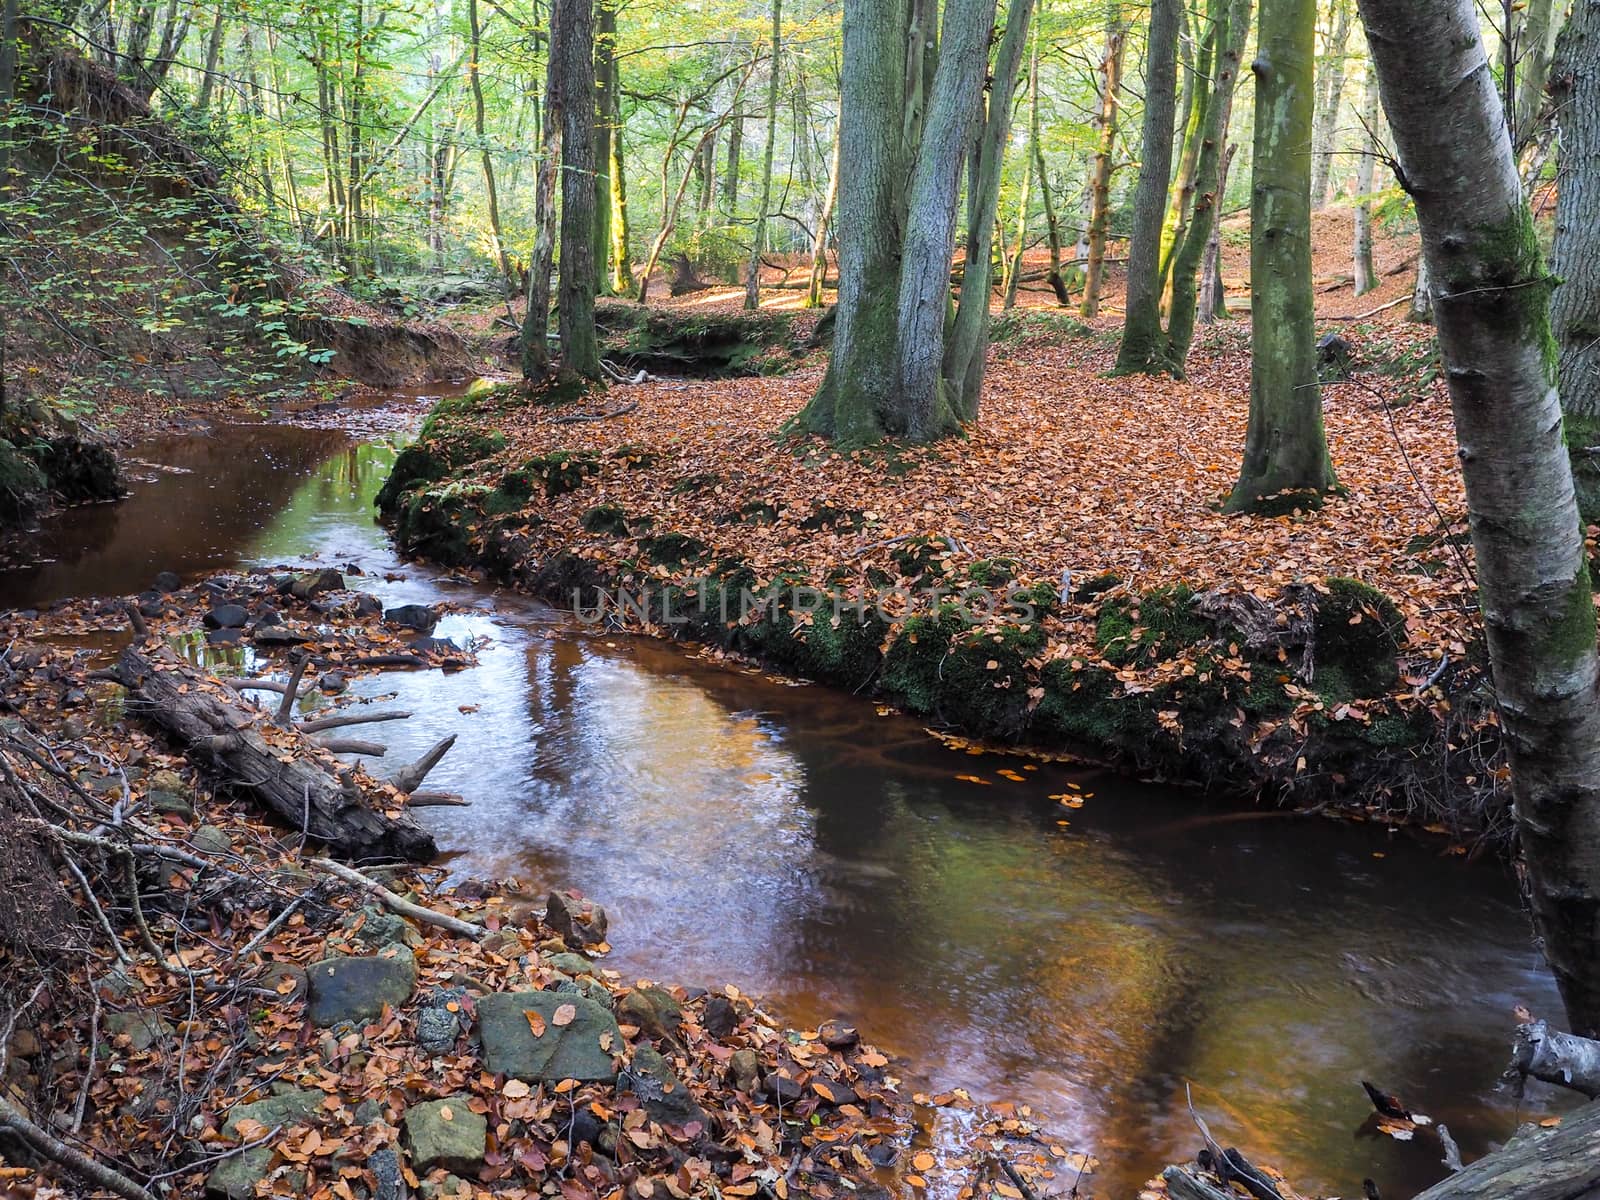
[1361,0,1600,1037]
[1227,0,1337,508]
[1553,0,1600,520]
[1113,0,1182,374]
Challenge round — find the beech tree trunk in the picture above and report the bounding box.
[1113,0,1183,374]
[555,0,600,380]
[1360,0,1600,1038]
[520,12,562,382]
[893,0,999,440]
[805,129,841,308]
[1307,0,1351,206]
[1226,0,1337,509]
[1198,141,1235,321]
[1351,58,1380,295]
[593,0,617,295]
[1079,12,1126,318]
[745,0,781,311]
[1165,0,1251,370]
[1553,0,1600,522]
[1512,0,1568,161]
[944,0,1035,418]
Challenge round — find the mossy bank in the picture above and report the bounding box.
[375,383,1502,835]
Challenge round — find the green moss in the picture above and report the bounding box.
[1312,577,1407,699]
[800,504,867,532]
[1095,585,1208,666]
[1223,487,1330,517]
[581,503,629,535]
[889,535,953,579]
[670,472,721,496]
[1447,205,1558,381]
[393,483,488,565]
[595,303,796,379]
[0,440,47,523]
[1072,572,1123,602]
[1544,563,1599,673]
[1033,660,1159,746]
[524,450,600,498]
[637,531,708,566]
[610,444,661,470]
[966,558,1018,587]
[1363,711,1431,748]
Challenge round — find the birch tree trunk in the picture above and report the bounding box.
[1225,0,1338,510]
[1360,0,1600,1037]
[1079,10,1126,317]
[554,0,600,380]
[1554,0,1600,522]
[1408,255,1434,322]
[745,0,781,311]
[1351,57,1380,296]
[1198,141,1235,321]
[1112,0,1183,374]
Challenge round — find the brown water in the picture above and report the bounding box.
[1,410,1577,1198]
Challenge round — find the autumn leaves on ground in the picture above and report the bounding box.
[400,213,1497,835]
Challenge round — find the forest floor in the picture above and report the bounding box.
[392,211,1517,837]
[1,575,1085,1200]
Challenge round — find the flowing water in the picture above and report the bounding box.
[0,402,1577,1198]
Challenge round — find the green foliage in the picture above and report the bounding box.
[1094,585,1208,665]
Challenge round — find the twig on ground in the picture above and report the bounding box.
[309,856,485,939]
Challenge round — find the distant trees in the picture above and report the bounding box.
[1360,0,1600,1037]
[1225,0,1338,510]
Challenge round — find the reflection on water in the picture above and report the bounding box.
[1,415,1575,1199]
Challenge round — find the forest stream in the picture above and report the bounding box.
[0,395,1578,1200]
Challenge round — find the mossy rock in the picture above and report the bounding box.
[581,503,629,535]
[670,472,721,496]
[524,450,600,499]
[720,500,780,526]
[800,504,867,533]
[394,483,489,565]
[638,532,708,566]
[376,428,507,514]
[966,558,1018,588]
[889,535,954,579]
[0,440,48,523]
[1312,577,1407,700]
[610,444,660,470]
[1094,585,1209,666]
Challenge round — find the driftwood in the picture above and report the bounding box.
[113,645,436,861]
[309,857,484,939]
[1410,1098,1600,1199]
[1511,1019,1600,1098]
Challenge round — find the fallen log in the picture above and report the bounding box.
[113,645,436,862]
[1512,1019,1600,1098]
[1409,1098,1600,1199]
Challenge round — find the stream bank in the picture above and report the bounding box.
[376,378,1500,837]
[0,397,1575,1200]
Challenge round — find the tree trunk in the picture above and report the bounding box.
[1554,0,1600,522]
[722,101,743,215]
[1112,0,1183,374]
[469,0,514,287]
[195,3,226,113]
[1159,1,1217,299]
[798,0,912,443]
[1308,0,1352,206]
[1165,0,1251,369]
[745,0,782,311]
[1199,140,1235,321]
[1079,11,1126,317]
[1226,0,1338,509]
[113,646,436,862]
[1003,40,1041,312]
[895,0,1001,440]
[555,0,600,380]
[806,127,842,308]
[593,0,617,295]
[520,15,562,382]
[609,87,634,295]
[1361,0,1600,1037]
[1408,254,1434,322]
[944,0,1035,416]
[1352,56,1380,295]
[1034,88,1069,305]
[1513,0,1568,160]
